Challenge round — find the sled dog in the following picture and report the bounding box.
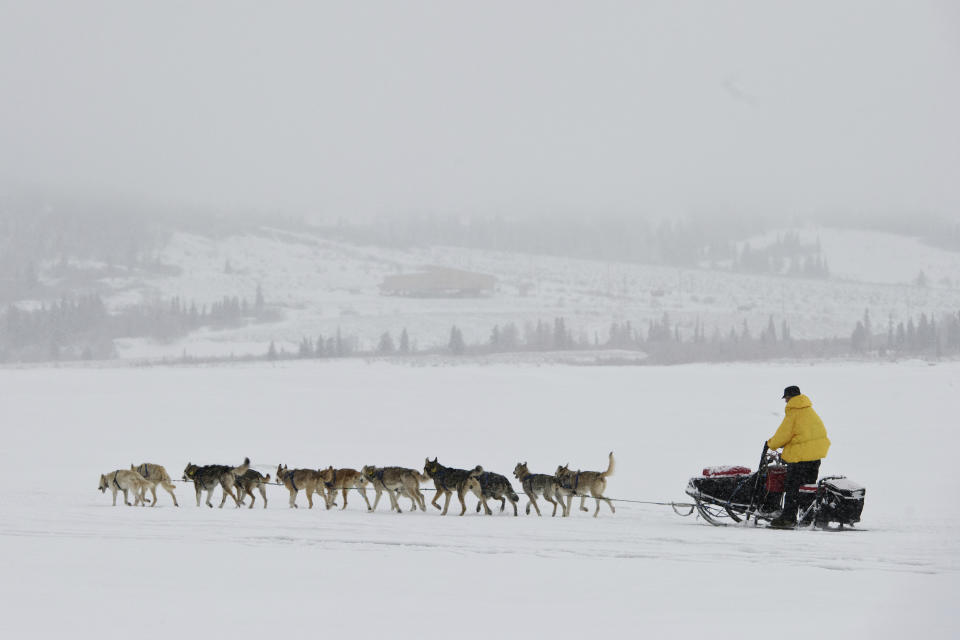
[472,470,520,516]
[512,462,563,517]
[182,457,250,508]
[555,451,616,517]
[360,465,427,513]
[99,469,151,506]
[130,462,179,507]
[235,468,271,509]
[276,464,324,508]
[318,466,372,511]
[423,458,484,516]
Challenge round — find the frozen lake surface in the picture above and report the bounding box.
[1,360,957,638]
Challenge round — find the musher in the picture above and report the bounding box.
[767,385,831,529]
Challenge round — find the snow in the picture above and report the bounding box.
[743,227,960,286]
[87,227,960,360]
[1,359,958,638]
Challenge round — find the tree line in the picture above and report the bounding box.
[274,309,960,366]
[0,285,275,362]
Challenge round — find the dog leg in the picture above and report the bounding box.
[525,491,541,516]
[122,488,131,506]
[370,488,382,512]
[149,486,158,506]
[194,485,202,507]
[164,482,179,507]
[509,496,518,517]
[111,488,118,506]
[259,486,268,509]
[341,488,349,510]
[306,486,315,509]
[477,494,492,515]
[218,487,231,508]
[387,488,401,513]
[440,491,452,516]
[227,482,242,508]
[499,498,505,513]
[579,495,589,512]
[359,487,372,511]
[206,488,215,508]
[289,488,298,508]
[457,488,469,516]
[431,489,443,511]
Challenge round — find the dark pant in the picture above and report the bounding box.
[782,460,821,522]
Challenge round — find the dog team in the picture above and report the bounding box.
[98,452,616,517]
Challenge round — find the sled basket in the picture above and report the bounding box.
[817,476,866,525]
[765,465,787,492]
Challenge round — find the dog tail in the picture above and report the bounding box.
[262,473,271,483]
[602,452,615,478]
[233,457,251,476]
[411,470,429,484]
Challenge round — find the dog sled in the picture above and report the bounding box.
[683,444,866,530]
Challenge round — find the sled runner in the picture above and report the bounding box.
[684,444,866,529]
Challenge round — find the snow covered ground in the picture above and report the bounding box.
[1,359,957,638]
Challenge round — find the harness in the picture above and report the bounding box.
[112,471,122,490]
[325,469,338,490]
[139,464,149,479]
[287,471,298,492]
[374,469,385,485]
[559,471,582,493]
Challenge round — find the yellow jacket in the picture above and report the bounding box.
[767,394,830,463]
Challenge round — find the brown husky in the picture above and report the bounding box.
[235,468,272,509]
[318,466,372,511]
[130,463,179,507]
[276,464,324,508]
[423,458,484,516]
[513,462,562,517]
[99,469,151,506]
[360,465,427,513]
[555,451,616,517]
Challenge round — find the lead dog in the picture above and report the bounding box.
[130,462,179,507]
[555,451,616,517]
[235,468,271,509]
[99,469,151,506]
[276,464,324,508]
[360,465,427,513]
[512,462,562,517]
[423,458,483,516]
[318,466,372,511]
[183,457,250,508]
[472,471,520,516]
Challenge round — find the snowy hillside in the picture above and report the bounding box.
[1,359,956,638]
[89,226,960,360]
[741,227,960,287]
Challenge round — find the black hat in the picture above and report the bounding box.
[782,385,801,399]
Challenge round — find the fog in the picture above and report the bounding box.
[2,2,960,365]
[2,1,958,219]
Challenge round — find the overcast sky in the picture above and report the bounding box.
[1,1,957,220]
